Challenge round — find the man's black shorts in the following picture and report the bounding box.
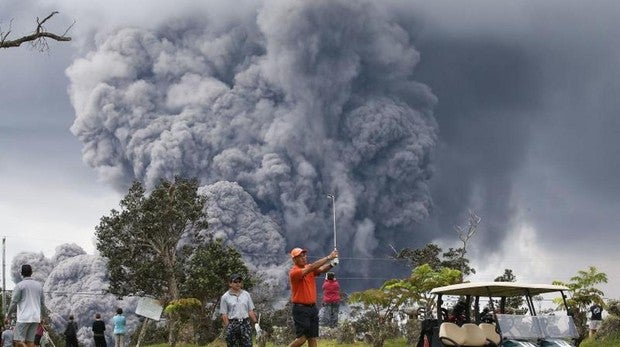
[292,303,319,338]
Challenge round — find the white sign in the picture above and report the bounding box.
[135,297,164,321]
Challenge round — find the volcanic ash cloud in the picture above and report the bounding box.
[67,0,438,281]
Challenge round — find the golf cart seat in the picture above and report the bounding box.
[461,323,487,346]
[479,323,501,345]
[439,322,489,347]
[439,322,466,346]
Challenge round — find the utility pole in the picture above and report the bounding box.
[2,237,6,317]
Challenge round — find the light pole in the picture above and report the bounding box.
[2,237,5,317]
[326,194,336,249]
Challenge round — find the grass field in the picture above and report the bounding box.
[579,335,620,347]
[146,338,410,347]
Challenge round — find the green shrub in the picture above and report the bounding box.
[336,320,356,344]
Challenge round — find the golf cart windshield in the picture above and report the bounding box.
[496,314,579,340]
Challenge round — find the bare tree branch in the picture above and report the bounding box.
[0,11,73,51]
[454,210,481,247]
[452,210,481,280]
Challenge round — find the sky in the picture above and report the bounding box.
[2,0,620,302]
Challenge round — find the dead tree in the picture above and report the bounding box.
[453,210,481,278]
[1,11,73,51]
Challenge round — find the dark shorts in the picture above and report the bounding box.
[292,303,319,339]
[226,319,252,347]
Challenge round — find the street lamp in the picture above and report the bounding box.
[326,194,336,249]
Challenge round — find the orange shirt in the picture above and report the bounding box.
[289,264,318,304]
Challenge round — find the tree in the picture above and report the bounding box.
[182,237,254,304]
[394,211,480,280]
[348,287,404,347]
[394,242,476,279]
[181,238,255,344]
[553,266,608,343]
[1,12,73,51]
[441,247,475,279]
[394,243,442,270]
[450,210,481,280]
[96,177,209,345]
[348,265,461,347]
[494,269,524,313]
[388,264,462,319]
[96,177,208,302]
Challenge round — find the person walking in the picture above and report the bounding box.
[112,308,126,347]
[63,315,78,347]
[589,302,604,338]
[1,323,14,347]
[219,274,261,347]
[288,247,338,347]
[7,264,47,347]
[321,272,340,328]
[34,322,44,347]
[92,313,107,347]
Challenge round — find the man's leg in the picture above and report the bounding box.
[14,323,33,347]
[307,337,318,347]
[289,305,310,347]
[288,336,307,347]
[328,304,338,327]
[240,322,253,347]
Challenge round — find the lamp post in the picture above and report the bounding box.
[327,194,336,249]
[2,237,5,316]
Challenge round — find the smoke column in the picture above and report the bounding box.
[67,0,438,289]
[12,245,138,347]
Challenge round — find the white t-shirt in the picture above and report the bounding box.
[9,277,45,323]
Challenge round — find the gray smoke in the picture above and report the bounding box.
[12,245,138,347]
[67,0,438,287]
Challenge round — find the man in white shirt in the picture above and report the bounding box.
[219,274,260,347]
[8,265,47,347]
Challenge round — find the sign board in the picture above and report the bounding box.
[135,297,164,321]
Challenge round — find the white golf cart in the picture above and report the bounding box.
[418,282,579,347]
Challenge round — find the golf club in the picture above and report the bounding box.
[327,194,336,249]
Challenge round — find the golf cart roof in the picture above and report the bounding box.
[430,282,570,297]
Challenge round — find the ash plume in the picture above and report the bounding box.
[13,246,137,347]
[67,0,437,287]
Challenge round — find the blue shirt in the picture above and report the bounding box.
[112,314,126,334]
[2,329,14,347]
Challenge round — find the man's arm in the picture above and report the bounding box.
[301,249,338,276]
[249,309,258,324]
[317,261,335,274]
[219,295,229,326]
[7,285,22,315]
[246,292,257,323]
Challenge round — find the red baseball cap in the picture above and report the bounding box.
[290,247,307,258]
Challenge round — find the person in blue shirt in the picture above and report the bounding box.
[1,323,14,347]
[112,308,126,347]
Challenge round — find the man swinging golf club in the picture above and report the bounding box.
[288,247,339,347]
